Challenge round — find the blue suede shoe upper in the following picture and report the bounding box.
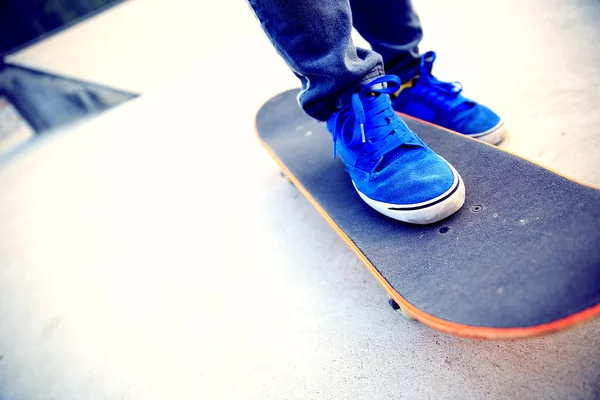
[392,51,501,136]
[326,75,455,205]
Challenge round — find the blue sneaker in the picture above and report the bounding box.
[392,51,506,145]
[327,75,465,224]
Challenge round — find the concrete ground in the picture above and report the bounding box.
[1,0,599,399]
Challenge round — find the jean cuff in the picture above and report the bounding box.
[334,66,385,109]
[385,57,421,83]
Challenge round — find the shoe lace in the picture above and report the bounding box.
[415,51,473,112]
[332,75,413,166]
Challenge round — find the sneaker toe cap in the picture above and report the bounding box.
[357,151,457,205]
[454,105,502,135]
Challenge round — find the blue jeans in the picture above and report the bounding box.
[248,0,423,121]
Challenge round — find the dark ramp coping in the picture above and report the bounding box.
[256,89,600,331]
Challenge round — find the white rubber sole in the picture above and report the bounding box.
[466,120,507,145]
[354,163,465,225]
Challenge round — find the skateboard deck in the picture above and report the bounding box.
[255,89,600,340]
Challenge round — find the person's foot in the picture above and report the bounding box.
[327,75,465,224]
[391,51,506,145]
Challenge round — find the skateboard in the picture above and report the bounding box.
[255,89,600,340]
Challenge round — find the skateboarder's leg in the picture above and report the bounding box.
[350,0,506,144]
[247,0,384,121]
[350,0,422,82]
[248,0,465,224]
